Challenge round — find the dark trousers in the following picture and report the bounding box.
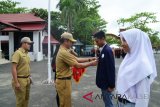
[102,89,114,107]
[56,92,60,107]
[54,72,60,107]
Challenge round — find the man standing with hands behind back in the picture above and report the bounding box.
[11,37,33,107]
[93,31,115,107]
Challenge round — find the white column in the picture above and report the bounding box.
[53,44,56,53]
[33,31,39,61]
[47,0,52,83]
[9,32,14,60]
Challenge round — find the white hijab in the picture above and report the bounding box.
[117,28,157,94]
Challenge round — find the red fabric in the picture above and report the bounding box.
[72,67,86,83]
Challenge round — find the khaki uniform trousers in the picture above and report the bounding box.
[12,78,30,107]
[56,79,72,107]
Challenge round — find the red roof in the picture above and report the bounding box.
[0,13,45,23]
[0,13,46,31]
[2,23,46,31]
[43,36,59,44]
[0,20,21,30]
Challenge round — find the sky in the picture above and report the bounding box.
[13,0,160,35]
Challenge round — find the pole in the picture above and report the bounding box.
[0,40,2,59]
[47,0,51,83]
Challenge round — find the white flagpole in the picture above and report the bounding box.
[47,0,51,83]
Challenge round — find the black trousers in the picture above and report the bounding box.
[54,72,60,107]
[56,92,60,107]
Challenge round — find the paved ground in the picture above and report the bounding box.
[0,54,160,107]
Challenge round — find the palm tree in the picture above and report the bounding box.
[57,0,85,33]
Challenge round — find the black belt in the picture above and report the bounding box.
[118,97,132,104]
[57,76,71,80]
[17,75,30,78]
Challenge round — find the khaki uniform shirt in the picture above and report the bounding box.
[12,48,31,77]
[56,46,78,78]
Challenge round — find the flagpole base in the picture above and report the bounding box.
[41,79,54,85]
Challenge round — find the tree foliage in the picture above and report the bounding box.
[57,0,86,33]
[150,32,160,48]
[117,12,160,47]
[30,8,64,40]
[106,36,120,45]
[57,0,107,44]
[0,0,27,13]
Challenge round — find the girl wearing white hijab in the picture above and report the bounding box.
[116,28,157,107]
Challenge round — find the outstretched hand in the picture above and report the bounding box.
[91,60,98,66]
[90,57,98,61]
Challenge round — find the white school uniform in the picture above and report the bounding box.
[116,29,157,107]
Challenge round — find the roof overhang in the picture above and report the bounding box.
[43,36,59,44]
[1,23,45,31]
[0,20,21,31]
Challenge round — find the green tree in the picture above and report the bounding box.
[0,0,27,13]
[72,0,107,44]
[106,35,120,45]
[57,0,107,44]
[57,0,85,32]
[150,32,160,49]
[117,12,159,47]
[117,12,158,35]
[30,8,64,40]
[30,8,48,20]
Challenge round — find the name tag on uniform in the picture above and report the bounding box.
[101,54,104,58]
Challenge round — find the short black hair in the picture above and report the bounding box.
[93,31,105,39]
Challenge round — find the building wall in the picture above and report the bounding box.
[7,31,44,61]
[1,30,44,62]
[33,31,44,61]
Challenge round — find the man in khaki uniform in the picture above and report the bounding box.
[11,37,33,107]
[56,32,97,107]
